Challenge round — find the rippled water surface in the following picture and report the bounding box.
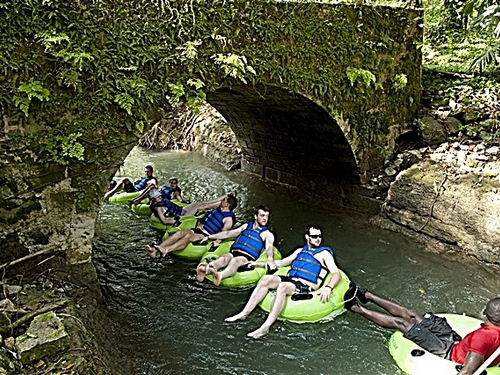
[93,147,500,375]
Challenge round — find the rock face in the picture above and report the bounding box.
[374,158,500,264]
[16,311,70,365]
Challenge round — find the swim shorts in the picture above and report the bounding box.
[279,276,313,294]
[230,250,255,262]
[403,313,462,359]
[192,227,209,236]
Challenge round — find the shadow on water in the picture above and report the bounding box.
[93,148,500,375]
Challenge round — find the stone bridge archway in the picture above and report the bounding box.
[207,85,358,202]
[0,0,423,266]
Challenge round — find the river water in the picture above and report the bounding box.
[93,147,499,375]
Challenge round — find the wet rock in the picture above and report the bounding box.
[430,153,444,162]
[385,166,397,176]
[435,143,449,153]
[486,146,499,155]
[455,108,486,124]
[4,286,22,296]
[15,311,70,365]
[419,116,447,146]
[430,99,448,107]
[4,337,15,351]
[443,117,462,135]
[457,151,467,163]
[379,162,500,263]
[472,154,489,162]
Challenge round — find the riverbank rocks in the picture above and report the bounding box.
[0,351,14,375]
[375,159,500,263]
[368,73,500,264]
[15,311,69,365]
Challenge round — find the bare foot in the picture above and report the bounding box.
[196,263,207,282]
[209,265,222,286]
[224,313,247,322]
[144,245,157,259]
[247,326,269,339]
[153,245,167,257]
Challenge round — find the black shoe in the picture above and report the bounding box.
[343,282,358,311]
[357,287,369,304]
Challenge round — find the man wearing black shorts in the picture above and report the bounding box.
[144,194,237,259]
[224,224,341,339]
[196,206,276,286]
[343,285,500,375]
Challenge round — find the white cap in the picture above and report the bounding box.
[149,189,161,199]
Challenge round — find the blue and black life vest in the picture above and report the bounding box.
[160,185,181,200]
[230,221,268,260]
[287,245,335,284]
[200,208,235,235]
[134,176,154,191]
[150,198,184,218]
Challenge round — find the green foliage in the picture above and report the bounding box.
[41,132,85,166]
[13,81,50,117]
[464,1,500,72]
[0,0,421,189]
[346,67,377,88]
[212,54,256,84]
[392,74,408,90]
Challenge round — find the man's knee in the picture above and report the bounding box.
[259,275,280,288]
[277,281,294,295]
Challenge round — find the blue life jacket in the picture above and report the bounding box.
[134,176,154,191]
[230,221,268,260]
[200,208,235,235]
[288,245,335,284]
[160,185,181,200]
[150,198,184,218]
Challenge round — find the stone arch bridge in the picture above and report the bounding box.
[0,1,423,265]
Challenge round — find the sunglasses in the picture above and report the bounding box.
[308,234,322,239]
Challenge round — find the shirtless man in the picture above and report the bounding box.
[224,224,341,339]
[344,285,500,375]
[144,194,238,258]
[196,205,276,286]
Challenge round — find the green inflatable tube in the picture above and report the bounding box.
[389,313,500,375]
[258,267,350,323]
[109,191,144,204]
[149,209,198,232]
[201,241,282,288]
[159,223,219,260]
[131,203,150,216]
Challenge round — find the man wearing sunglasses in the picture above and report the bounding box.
[224,224,341,339]
[343,286,500,375]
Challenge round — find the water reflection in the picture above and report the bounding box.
[93,148,499,375]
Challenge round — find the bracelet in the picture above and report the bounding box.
[325,285,333,290]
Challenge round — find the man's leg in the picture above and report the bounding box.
[225,275,282,323]
[247,281,296,339]
[182,192,235,216]
[157,231,204,255]
[210,255,248,286]
[350,290,423,333]
[152,230,189,256]
[196,253,233,282]
[130,184,155,204]
[104,177,131,198]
